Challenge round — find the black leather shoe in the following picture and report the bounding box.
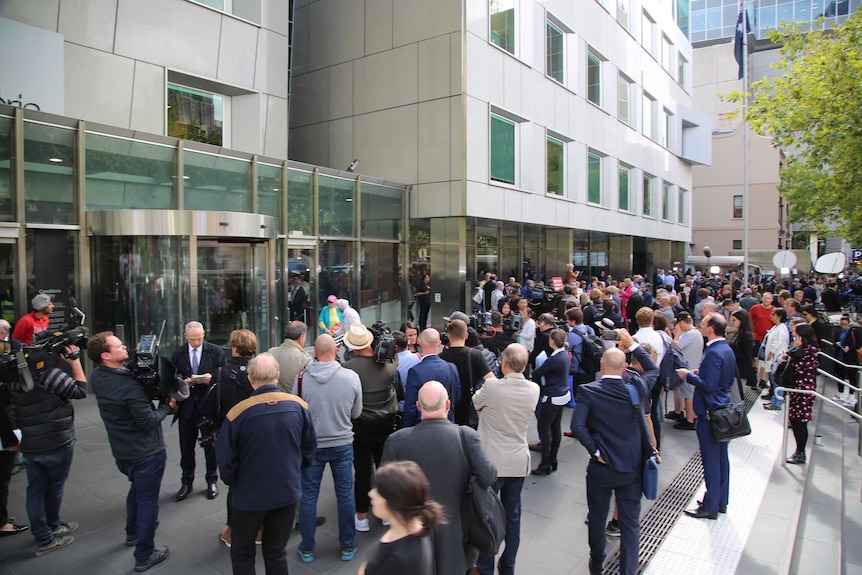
[528,442,542,452]
[697,500,727,513]
[530,465,552,476]
[176,484,193,501]
[684,506,718,520]
[673,420,696,430]
[207,483,219,500]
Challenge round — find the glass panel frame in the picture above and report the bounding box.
[618,165,631,211]
[318,174,356,238]
[167,83,226,147]
[361,182,403,241]
[287,169,313,236]
[490,0,516,54]
[546,20,565,83]
[587,52,602,106]
[257,162,281,219]
[184,150,251,212]
[490,114,516,185]
[587,152,602,204]
[546,137,564,196]
[23,122,76,225]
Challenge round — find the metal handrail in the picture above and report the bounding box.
[774,387,862,461]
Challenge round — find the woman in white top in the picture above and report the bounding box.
[761,307,790,408]
[518,307,536,352]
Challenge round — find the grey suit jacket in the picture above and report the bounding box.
[382,418,497,575]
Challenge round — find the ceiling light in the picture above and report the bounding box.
[48,158,63,163]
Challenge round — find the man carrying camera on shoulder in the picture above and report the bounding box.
[88,331,175,572]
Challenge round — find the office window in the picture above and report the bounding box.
[733,194,743,218]
[588,152,602,204]
[661,35,673,72]
[675,0,690,38]
[643,93,656,141]
[618,74,632,125]
[678,188,687,224]
[490,114,516,185]
[618,165,631,211]
[168,84,228,146]
[678,52,688,86]
[662,183,671,220]
[617,0,630,31]
[547,137,564,196]
[733,239,743,250]
[643,175,653,216]
[642,11,657,58]
[662,108,674,149]
[546,21,565,83]
[587,52,601,106]
[490,0,516,54]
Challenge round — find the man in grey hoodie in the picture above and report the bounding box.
[292,335,363,563]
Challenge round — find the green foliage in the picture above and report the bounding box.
[728,15,862,244]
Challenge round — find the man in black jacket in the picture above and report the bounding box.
[10,342,87,557]
[89,332,175,572]
[170,321,226,501]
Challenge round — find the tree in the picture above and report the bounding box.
[728,15,862,244]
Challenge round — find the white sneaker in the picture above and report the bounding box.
[381,519,390,527]
[354,516,369,532]
[832,394,843,401]
[844,397,857,408]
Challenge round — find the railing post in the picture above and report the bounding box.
[857,368,862,457]
[782,387,788,466]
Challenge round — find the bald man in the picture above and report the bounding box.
[383,381,496,575]
[572,332,657,575]
[402,329,460,427]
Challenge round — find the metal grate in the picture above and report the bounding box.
[601,386,759,575]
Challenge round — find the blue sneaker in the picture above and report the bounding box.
[297,549,314,563]
[341,546,357,561]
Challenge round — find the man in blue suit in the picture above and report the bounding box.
[402,328,460,426]
[676,312,734,520]
[572,329,657,575]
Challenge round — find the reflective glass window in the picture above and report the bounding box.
[359,242,402,327]
[490,114,516,185]
[643,175,653,216]
[257,162,281,218]
[618,75,632,125]
[86,133,176,210]
[0,117,13,221]
[361,182,403,240]
[546,21,564,83]
[587,52,601,105]
[167,84,226,146]
[318,174,355,237]
[619,165,630,211]
[490,0,516,54]
[319,239,355,301]
[184,150,250,212]
[23,122,76,224]
[587,152,601,204]
[547,137,564,196]
[287,169,313,236]
[663,183,672,220]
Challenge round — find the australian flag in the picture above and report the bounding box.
[734,2,751,79]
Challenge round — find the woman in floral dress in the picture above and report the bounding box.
[785,322,819,465]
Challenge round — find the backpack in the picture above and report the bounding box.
[659,333,688,390]
[571,325,603,376]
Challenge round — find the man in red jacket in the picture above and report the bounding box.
[12,294,52,344]
[749,291,775,381]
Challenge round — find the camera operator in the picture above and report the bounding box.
[12,294,53,345]
[481,311,516,358]
[88,332,175,572]
[170,321,226,502]
[9,340,87,557]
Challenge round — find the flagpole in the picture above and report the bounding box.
[742,1,750,286]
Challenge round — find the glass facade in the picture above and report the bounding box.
[184,150,251,212]
[0,118,13,221]
[490,114,516,185]
[287,168,313,236]
[24,122,76,224]
[257,162,281,218]
[318,174,355,237]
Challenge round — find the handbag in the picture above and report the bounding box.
[777,360,796,387]
[456,426,506,556]
[705,367,752,443]
[625,383,659,500]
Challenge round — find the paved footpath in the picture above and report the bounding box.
[0,395,702,575]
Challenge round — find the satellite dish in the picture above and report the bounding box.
[814,252,847,274]
[772,250,797,270]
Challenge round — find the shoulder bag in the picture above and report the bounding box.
[456,426,505,556]
[625,383,658,500]
[704,366,752,442]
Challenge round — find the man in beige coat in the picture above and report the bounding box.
[472,344,540,575]
[268,321,313,393]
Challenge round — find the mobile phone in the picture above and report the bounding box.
[600,331,620,341]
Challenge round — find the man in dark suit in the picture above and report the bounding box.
[402,329,460,427]
[383,381,496,575]
[676,312,735,520]
[170,321,226,501]
[572,329,657,575]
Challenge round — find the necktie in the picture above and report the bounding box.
[191,348,199,375]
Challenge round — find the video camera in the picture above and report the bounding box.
[127,320,176,402]
[369,320,396,363]
[469,311,491,334]
[502,313,524,335]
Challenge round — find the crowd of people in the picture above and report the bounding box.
[0,266,855,575]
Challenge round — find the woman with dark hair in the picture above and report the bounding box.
[530,328,571,475]
[730,309,757,388]
[400,322,421,355]
[785,323,819,465]
[358,461,445,575]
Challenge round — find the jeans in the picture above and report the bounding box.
[231,503,295,575]
[769,372,784,407]
[299,444,356,553]
[22,441,75,546]
[537,402,563,467]
[116,449,167,562]
[476,476,525,575]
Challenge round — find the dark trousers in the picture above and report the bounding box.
[352,418,393,513]
[476,476,525,575]
[790,419,809,454]
[116,450,167,563]
[696,417,729,512]
[418,301,430,331]
[585,461,642,575]
[178,414,218,485]
[649,382,662,450]
[231,503,296,575]
[537,402,564,467]
[0,449,15,522]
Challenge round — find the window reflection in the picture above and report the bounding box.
[0,118,12,221]
[287,169,313,236]
[361,183,403,240]
[257,163,281,218]
[318,175,355,237]
[184,150,250,212]
[24,122,76,224]
[319,240,354,304]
